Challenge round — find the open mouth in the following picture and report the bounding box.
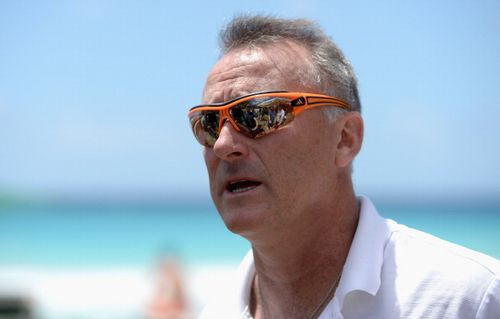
[226,180,262,193]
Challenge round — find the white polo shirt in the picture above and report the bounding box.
[199,196,500,318]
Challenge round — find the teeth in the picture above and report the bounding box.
[227,180,260,193]
[232,185,256,193]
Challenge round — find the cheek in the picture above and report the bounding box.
[263,136,316,192]
[272,128,336,192]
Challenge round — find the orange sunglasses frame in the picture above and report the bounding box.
[188,90,351,144]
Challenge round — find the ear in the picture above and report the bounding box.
[334,112,364,168]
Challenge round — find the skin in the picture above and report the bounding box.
[202,40,364,318]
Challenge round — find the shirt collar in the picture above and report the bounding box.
[334,196,391,308]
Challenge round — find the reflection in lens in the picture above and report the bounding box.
[230,97,293,137]
[189,111,219,147]
[230,103,257,133]
[200,111,219,146]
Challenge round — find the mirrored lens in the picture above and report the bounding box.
[190,110,219,146]
[230,97,294,137]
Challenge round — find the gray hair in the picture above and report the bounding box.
[218,15,361,116]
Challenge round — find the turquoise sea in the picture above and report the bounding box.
[1,200,499,267]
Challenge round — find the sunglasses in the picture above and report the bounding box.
[188,91,350,147]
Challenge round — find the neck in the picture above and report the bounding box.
[250,191,360,319]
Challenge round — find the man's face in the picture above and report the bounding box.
[202,42,344,241]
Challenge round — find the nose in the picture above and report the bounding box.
[212,120,249,161]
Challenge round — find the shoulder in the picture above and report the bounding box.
[388,222,499,277]
[383,222,500,317]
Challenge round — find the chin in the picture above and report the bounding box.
[218,204,267,238]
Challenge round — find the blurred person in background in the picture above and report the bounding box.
[147,256,189,319]
[187,15,500,319]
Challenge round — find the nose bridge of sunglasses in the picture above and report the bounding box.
[218,107,241,134]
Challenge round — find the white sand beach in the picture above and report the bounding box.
[0,263,238,319]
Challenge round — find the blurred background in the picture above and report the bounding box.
[1,0,499,318]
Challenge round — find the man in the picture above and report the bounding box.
[188,15,499,319]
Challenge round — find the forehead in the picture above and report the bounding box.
[203,41,318,103]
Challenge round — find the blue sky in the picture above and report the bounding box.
[1,0,499,201]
